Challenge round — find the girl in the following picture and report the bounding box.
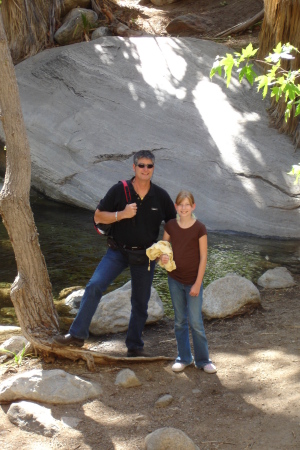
[161,190,217,373]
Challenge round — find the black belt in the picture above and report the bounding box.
[118,242,153,251]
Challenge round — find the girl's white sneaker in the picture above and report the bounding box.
[203,363,217,374]
[172,361,193,372]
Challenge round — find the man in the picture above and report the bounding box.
[53,150,176,356]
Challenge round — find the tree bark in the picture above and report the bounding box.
[0,11,59,344]
[258,0,300,146]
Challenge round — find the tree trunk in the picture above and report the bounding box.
[258,0,300,146]
[0,11,59,344]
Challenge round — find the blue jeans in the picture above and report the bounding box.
[70,247,155,349]
[168,277,211,368]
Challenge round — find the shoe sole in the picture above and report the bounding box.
[53,339,84,348]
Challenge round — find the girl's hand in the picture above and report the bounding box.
[189,283,200,297]
[160,254,170,265]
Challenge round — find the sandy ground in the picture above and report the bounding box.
[0,274,299,450]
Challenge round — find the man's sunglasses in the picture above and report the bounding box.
[136,163,154,169]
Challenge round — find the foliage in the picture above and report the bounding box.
[210,42,300,184]
[74,13,94,42]
[0,344,34,366]
[210,42,300,122]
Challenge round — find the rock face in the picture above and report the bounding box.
[257,267,296,289]
[7,401,60,437]
[6,37,300,238]
[0,369,102,404]
[63,281,164,334]
[203,274,261,319]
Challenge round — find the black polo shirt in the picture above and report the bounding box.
[97,179,176,247]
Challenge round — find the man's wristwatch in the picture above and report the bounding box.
[115,211,118,221]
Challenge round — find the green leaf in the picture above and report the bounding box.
[238,65,257,85]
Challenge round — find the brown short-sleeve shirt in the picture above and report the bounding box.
[164,219,207,285]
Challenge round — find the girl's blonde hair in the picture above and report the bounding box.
[175,190,195,206]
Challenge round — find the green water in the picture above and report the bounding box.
[1,191,299,323]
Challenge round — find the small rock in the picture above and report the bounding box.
[58,286,83,300]
[115,369,141,388]
[91,27,112,40]
[155,394,173,408]
[7,401,60,437]
[257,267,296,289]
[166,14,213,35]
[0,326,21,335]
[0,336,28,360]
[54,8,98,45]
[145,427,200,449]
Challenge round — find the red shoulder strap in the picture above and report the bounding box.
[121,180,131,203]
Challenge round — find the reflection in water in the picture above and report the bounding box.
[0,193,299,323]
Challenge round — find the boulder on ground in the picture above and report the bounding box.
[166,14,213,34]
[0,369,102,404]
[7,401,60,437]
[203,274,261,319]
[60,281,164,334]
[115,369,141,388]
[257,267,296,289]
[54,8,98,45]
[145,427,199,449]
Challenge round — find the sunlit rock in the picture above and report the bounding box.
[0,369,102,404]
[4,37,299,238]
[8,401,60,437]
[203,274,261,319]
[257,267,296,289]
[145,427,199,449]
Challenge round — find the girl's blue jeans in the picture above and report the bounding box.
[69,247,155,350]
[168,277,211,368]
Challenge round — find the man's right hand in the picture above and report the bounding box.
[123,203,138,219]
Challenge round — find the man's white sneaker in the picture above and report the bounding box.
[203,363,217,374]
[172,361,193,372]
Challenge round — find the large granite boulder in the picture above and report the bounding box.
[203,274,261,319]
[62,281,164,334]
[3,37,299,238]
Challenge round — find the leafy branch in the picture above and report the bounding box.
[210,42,300,183]
[210,42,300,122]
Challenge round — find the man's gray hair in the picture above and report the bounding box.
[133,150,155,166]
